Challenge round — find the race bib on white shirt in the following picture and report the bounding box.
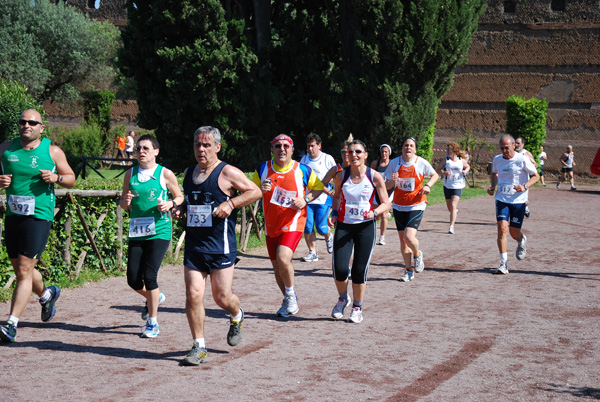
[270,186,297,208]
[397,177,415,192]
[345,201,371,220]
[498,182,516,196]
[129,217,156,237]
[187,205,213,227]
[8,195,35,216]
[450,167,462,181]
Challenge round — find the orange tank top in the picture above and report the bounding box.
[392,157,427,206]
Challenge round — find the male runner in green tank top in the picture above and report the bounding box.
[0,109,75,343]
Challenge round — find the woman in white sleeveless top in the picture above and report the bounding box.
[438,142,469,234]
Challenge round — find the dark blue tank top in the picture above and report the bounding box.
[183,162,238,254]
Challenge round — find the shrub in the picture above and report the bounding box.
[46,123,106,171]
[505,95,549,163]
[82,90,116,142]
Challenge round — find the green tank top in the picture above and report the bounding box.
[1,137,56,221]
[128,164,172,241]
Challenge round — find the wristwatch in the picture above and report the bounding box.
[57,174,63,183]
[524,184,529,190]
[373,210,378,217]
[303,196,310,204]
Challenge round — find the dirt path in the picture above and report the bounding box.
[2,185,599,401]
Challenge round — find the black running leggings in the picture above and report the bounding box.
[332,220,376,284]
[127,239,170,291]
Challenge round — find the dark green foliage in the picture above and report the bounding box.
[119,0,258,169]
[505,95,549,163]
[0,80,43,143]
[0,0,121,101]
[119,1,487,170]
[82,91,116,136]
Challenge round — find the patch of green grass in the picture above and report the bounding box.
[426,181,489,205]
[0,269,126,303]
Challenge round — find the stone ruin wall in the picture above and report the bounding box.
[49,0,600,177]
[437,0,600,177]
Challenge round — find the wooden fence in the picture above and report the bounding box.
[0,191,263,289]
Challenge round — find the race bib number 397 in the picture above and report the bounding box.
[8,195,35,216]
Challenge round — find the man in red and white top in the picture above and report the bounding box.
[252,134,324,317]
[384,137,439,282]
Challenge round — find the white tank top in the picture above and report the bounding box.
[338,168,376,224]
[443,157,465,189]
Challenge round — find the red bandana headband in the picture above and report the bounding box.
[271,135,294,147]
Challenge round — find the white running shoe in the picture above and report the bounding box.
[286,294,299,315]
[277,293,299,317]
[348,307,363,323]
[378,235,386,245]
[413,250,425,273]
[300,251,319,262]
[493,261,509,275]
[448,226,454,234]
[400,269,414,282]
[331,297,352,319]
[516,235,527,260]
[141,321,160,338]
[326,237,334,254]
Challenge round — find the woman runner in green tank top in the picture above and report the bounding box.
[119,135,184,339]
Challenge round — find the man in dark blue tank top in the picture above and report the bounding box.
[176,126,261,366]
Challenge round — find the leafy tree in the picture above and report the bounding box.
[0,79,43,143]
[120,1,487,169]
[0,0,121,101]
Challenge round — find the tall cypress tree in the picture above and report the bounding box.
[120,1,486,168]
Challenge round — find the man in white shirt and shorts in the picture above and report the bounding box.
[488,134,539,275]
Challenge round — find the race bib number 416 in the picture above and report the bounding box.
[129,217,156,237]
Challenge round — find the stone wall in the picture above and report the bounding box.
[437,0,600,177]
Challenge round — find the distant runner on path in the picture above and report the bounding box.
[488,134,539,275]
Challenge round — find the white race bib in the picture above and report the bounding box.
[129,217,156,237]
[187,204,213,227]
[450,168,462,181]
[396,177,415,192]
[498,182,515,196]
[345,201,371,220]
[270,186,297,208]
[8,195,35,216]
